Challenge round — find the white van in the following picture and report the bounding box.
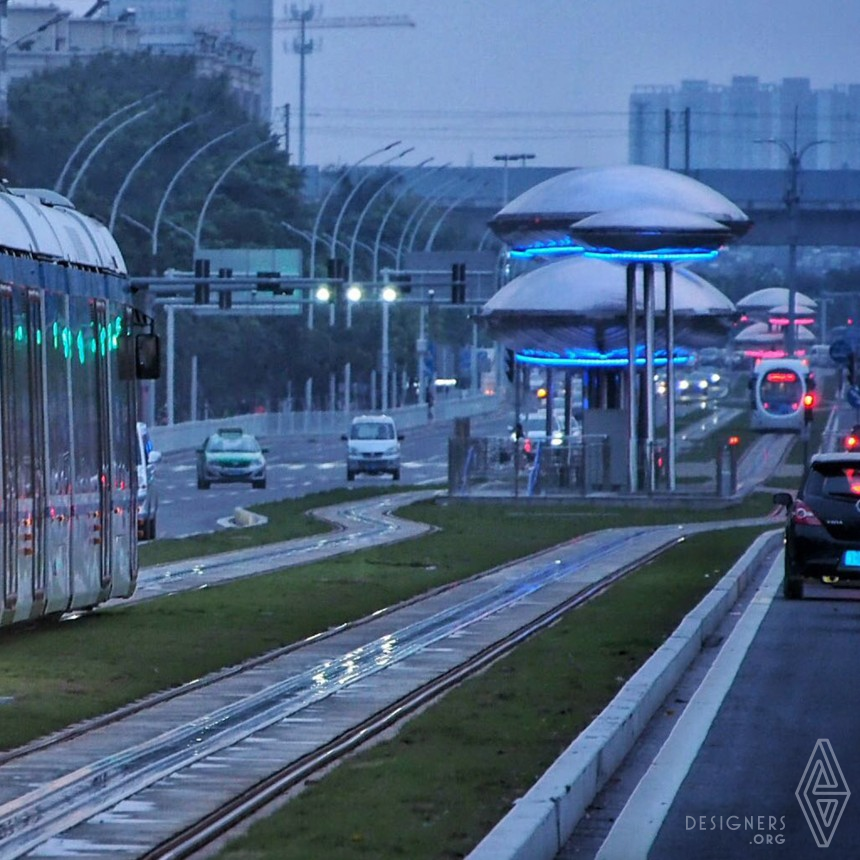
[342,414,403,481]
[136,422,162,540]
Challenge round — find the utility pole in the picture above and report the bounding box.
[283,5,415,167]
[492,153,535,204]
[756,107,830,356]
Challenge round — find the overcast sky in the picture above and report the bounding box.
[56,0,860,169]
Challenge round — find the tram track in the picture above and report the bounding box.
[0,521,706,859]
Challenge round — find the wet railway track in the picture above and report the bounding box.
[0,510,748,860]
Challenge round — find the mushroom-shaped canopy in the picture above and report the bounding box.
[570,206,731,255]
[488,165,751,251]
[734,323,816,345]
[737,287,816,311]
[480,255,736,356]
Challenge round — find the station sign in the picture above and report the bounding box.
[829,339,854,366]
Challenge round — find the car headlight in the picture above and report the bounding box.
[384,445,399,456]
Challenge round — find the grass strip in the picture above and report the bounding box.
[0,493,774,751]
[212,526,770,860]
[138,486,393,567]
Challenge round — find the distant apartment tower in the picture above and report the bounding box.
[120,0,274,122]
[629,76,860,170]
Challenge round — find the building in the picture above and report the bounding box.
[1,3,265,121]
[629,76,860,171]
[103,0,274,122]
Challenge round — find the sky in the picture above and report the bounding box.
[49,0,860,170]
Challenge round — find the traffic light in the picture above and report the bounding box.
[327,258,345,281]
[504,348,515,382]
[391,272,412,295]
[256,270,290,294]
[451,262,466,304]
[803,392,815,423]
[193,258,210,304]
[217,267,232,310]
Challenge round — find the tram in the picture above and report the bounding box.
[0,187,159,628]
[749,358,814,433]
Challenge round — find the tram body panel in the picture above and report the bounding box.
[0,190,149,628]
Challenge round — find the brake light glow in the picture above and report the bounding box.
[792,500,822,526]
[766,371,798,383]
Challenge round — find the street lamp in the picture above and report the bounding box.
[756,113,830,356]
[396,174,462,267]
[309,140,401,281]
[347,154,431,280]
[423,179,489,251]
[109,116,201,233]
[151,124,249,267]
[380,284,398,411]
[193,137,278,257]
[328,146,413,263]
[66,105,156,200]
[372,162,449,282]
[55,91,160,194]
[493,152,535,204]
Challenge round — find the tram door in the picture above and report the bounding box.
[69,296,112,607]
[0,287,49,623]
[0,286,17,623]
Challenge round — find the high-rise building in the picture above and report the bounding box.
[629,76,860,171]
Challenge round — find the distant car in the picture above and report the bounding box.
[196,428,267,490]
[513,412,580,462]
[774,452,860,599]
[843,424,860,452]
[342,414,403,481]
[136,422,162,540]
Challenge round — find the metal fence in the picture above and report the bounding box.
[449,435,616,497]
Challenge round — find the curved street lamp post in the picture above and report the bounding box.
[756,115,830,356]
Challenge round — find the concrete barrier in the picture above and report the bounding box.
[148,394,502,455]
[466,529,781,860]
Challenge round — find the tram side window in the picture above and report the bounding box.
[44,294,73,496]
[69,299,101,493]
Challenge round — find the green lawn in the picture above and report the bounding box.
[0,491,778,858]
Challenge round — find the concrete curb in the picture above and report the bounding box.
[466,528,782,860]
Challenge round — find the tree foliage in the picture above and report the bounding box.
[4,53,475,416]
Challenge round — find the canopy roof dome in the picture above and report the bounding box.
[480,255,735,356]
[735,322,815,345]
[737,287,816,311]
[488,165,751,252]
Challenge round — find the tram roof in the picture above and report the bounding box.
[0,188,127,275]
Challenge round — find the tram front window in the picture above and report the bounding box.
[760,370,802,415]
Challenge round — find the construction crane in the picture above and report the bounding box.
[280,5,416,167]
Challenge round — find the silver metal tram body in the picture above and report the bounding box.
[0,188,157,628]
[749,357,813,433]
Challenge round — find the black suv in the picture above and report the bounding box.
[774,452,860,599]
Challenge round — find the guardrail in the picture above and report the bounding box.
[148,393,502,454]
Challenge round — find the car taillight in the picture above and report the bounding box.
[846,435,859,451]
[792,500,823,526]
[524,439,532,454]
